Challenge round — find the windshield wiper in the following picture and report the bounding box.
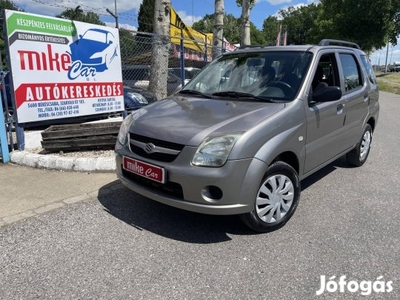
[179,89,212,98]
[211,91,275,102]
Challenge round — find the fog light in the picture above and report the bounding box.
[202,186,223,202]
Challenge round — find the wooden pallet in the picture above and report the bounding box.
[41,121,122,152]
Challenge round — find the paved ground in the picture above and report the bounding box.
[0,91,399,299]
[0,163,117,227]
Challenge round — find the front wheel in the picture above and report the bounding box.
[347,124,372,167]
[240,161,301,233]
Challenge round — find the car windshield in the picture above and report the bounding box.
[182,51,313,101]
[83,30,107,43]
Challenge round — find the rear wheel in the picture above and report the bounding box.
[347,124,372,167]
[240,161,301,233]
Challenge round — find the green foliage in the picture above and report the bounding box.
[319,0,399,51]
[193,13,242,43]
[138,0,154,33]
[236,0,256,9]
[250,23,266,45]
[279,4,323,45]
[1,0,24,70]
[262,16,280,46]
[56,8,105,25]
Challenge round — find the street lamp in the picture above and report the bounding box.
[106,0,118,28]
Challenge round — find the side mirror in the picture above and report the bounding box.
[312,86,342,103]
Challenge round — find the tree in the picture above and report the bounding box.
[278,4,322,45]
[319,0,399,51]
[262,16,280,46]
[213,0,224,59]
[250,23,266,45]
[236,0,256,46]
[137,0,154,33]
[1,0,24,70]
[193,13,241,44]
[56,8,105,25]
[149,0,170,100]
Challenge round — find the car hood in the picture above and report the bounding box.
[129,95,285,146]
[69,39,108,59]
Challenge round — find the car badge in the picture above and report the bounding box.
[144,143,156,154]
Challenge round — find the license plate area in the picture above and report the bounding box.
[123,156,166,183]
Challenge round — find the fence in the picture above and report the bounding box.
[0,29,230,155]
[119,30,231,99]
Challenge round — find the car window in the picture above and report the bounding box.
[339,53,362,92]
[360,55,377,84]
[311,53,340,91]
[83,30,106,43]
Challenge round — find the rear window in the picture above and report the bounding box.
[360,55,377,85]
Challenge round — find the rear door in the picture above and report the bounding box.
[337,52,369,150]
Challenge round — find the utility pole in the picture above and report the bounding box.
[240,0,251,46]
[213,0,224,59]
[149,0,171,100]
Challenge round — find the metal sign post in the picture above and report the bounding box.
[0,92,10,163]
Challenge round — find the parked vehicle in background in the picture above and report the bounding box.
[168,67,202,85]
[1,72,14,119]
[111,40,380,232]
[122,65,182,96]
[123,86,156,112]
[393,61,400,72]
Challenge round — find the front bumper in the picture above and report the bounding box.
[115,146,268,215]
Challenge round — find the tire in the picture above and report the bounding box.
[240,161,301,233]
[347,124,372,167]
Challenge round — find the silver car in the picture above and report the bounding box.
[115,39,379,232]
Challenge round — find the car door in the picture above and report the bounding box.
[337,52,369,150]
[304,52,348,174]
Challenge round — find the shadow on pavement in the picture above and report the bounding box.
[98,181,256,244]
[98,157,351,243]
[301,156,350,190]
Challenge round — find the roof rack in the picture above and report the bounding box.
[236,45,267,50]
[318,39,360,49]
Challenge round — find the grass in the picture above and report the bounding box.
[376,72,400,95]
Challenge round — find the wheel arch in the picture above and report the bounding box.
[367,117,376,132]
[271,151,300,175]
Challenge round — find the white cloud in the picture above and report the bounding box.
[264,0,293,5]
[175,10,202,26]
[13,0,142,17]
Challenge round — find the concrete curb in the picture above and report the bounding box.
[10,150,115,172]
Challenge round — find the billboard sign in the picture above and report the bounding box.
[170,7,212,54]
[4,10,124,123]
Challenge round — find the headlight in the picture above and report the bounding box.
[192,133,242,167]
[117,114,134,146]
[126,92,148,104]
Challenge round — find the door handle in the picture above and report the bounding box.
[337,103,345,114]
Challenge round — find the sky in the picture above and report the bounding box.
[11,0,399,65]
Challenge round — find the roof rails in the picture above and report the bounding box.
[236,45,264,50]
[318,39,360,49]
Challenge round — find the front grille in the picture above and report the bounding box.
[122,169,184,199]
[129,133,185,162]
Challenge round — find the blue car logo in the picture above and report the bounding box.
[67,28,118,73]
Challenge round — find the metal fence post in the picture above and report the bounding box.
[179,30,185,84]
[0,92,10,163]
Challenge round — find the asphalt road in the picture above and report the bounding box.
[1,91,399,299]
